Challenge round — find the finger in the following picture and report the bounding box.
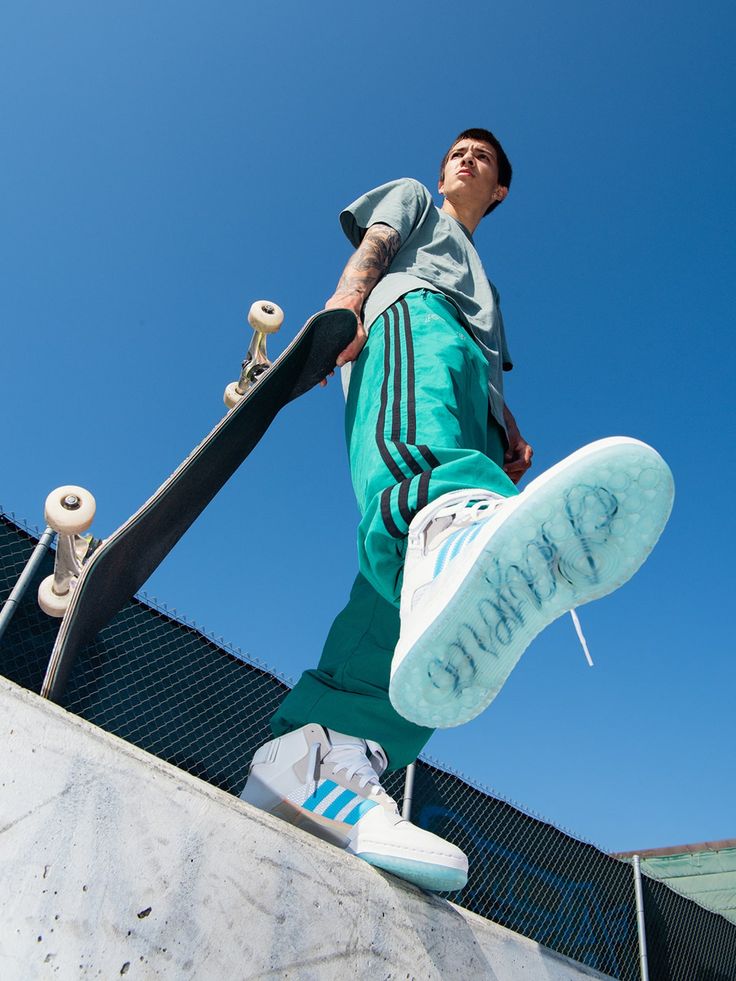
[336,345,358,367]
[504,458,529,483]
[336,329,366,367]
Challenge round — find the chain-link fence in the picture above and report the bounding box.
[2,511,735,980]
[640,865,736,981]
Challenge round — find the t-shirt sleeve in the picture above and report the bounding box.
[339,178,432,248]
[491,282,513,371]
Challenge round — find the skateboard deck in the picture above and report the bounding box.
[41,308,357,702]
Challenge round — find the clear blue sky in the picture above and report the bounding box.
[2,1,733,853]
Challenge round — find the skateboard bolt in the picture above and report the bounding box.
[261,304,275,315]
[62,495,82,511]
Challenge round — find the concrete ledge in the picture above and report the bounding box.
[0,677,614,980]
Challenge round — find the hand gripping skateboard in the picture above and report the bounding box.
[39,304,357,702]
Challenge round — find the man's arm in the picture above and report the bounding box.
[503,403,533,484]
[324,222,401,367]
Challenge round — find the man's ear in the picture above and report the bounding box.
[438,177,445,197]
[493,185,509,205]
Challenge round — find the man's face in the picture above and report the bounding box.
[438,139,508,213]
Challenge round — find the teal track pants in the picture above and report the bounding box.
[271,290,518,768]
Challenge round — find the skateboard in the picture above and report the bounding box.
[39,303,357,702]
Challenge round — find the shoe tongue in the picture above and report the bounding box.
[325,730,389,782]
[365,739,389,776]
[425,513,454,548]
[326,729,367,749]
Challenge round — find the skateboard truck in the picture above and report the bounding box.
[37,485,97,617]
[224,300,284,409]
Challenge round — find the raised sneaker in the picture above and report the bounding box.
[240,723,467,892]
[389,436,674,729]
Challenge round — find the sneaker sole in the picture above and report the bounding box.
[358,852,468,892]
[389,437,674,729]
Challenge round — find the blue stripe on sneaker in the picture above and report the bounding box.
[434,514,494,577]
[466,523,483,546]
[321,789,358,819]
[467,522,484,543]
[434,527,466,577]
[435,525,476,576]
[342,798,379,826]
[303,779,338,811]
[447,524,477,563]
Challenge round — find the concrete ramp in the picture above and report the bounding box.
[0,677,614,980]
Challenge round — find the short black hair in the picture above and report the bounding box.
[439,128,512,216]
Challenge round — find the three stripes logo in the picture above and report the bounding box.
[302,780,378,826]
[434,522,485,577]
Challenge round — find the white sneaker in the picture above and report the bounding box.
[240,724,468,892]
[390,436,674,729]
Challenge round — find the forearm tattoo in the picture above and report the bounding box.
[334,224,401,299]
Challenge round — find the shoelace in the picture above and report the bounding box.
[425,499,506,554]
[325,742,383,790]
[454,498,505,527]
[570,608,594,667]
[304,739,383,799]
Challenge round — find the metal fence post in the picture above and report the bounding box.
[633,854,650,981]
[402,762,416,820]
[0,527,55,642]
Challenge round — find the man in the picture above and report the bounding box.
[241,130,673,893]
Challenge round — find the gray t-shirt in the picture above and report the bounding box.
[339,178,512,429]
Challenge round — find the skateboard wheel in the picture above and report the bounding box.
[38,574,72,617]
[223,381,243,409]
[44,485,96,535]
[248,300,283,334]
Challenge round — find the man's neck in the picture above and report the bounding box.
[440,198,484,236]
